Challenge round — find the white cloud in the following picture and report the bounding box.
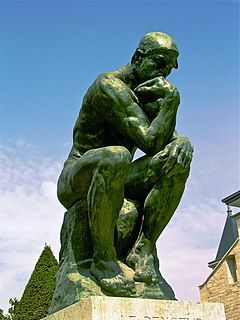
[14,138,35,149]
[157,207,219,301]
[0,142,65,312]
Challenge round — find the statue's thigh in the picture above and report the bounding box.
[58,146,131,208]
[57,155,95,208]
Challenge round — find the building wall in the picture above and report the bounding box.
[235,216,240,233]
[200,240,240,320]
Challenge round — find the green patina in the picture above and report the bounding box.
[49,32,194,314]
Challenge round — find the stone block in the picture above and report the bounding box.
[43,296,226,320]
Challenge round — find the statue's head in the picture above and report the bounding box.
[131,32,179,81]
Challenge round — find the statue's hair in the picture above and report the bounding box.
[131,32,179,64]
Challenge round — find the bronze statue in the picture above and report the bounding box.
[50,32,193,313]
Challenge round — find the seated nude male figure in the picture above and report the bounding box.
[57,32,193,297]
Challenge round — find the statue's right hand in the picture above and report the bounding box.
[134,77,179,102]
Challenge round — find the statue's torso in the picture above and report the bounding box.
[66,72,137,164]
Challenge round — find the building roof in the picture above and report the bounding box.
[208,215,238,268]
[215,214,239,261]
[208,190,240,269]
[200,238,239,288]
[201,191,240,286]
[222,190,240,207]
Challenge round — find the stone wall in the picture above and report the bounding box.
[235,214,240,233]
[200,240,240,320]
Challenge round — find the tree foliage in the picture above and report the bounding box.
[0,309,8,320]
[0,298,19,320]
[14,244,58,320]
[8,298,19,320]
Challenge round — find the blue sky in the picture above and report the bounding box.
[1,1,238,156]
[0,0,239,313]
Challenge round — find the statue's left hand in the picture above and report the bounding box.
[150,137,194,178]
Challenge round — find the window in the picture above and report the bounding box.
[226,255,238,283]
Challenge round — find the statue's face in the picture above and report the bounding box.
[135,48,179,82]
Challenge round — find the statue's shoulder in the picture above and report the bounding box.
[84,72,113,99]
[84,71,132,106]
[94,72,128,93]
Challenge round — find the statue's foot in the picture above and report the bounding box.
[90,260,136,297]
[126,251,158,285]
[136,283,166,299]
[100,274,136,297]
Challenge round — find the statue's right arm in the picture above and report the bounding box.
[95,75,179,155]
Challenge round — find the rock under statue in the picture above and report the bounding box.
[49,32,194,314]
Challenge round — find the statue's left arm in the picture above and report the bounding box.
[135,78,193,178]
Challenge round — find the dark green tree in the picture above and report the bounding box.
[0,298,19,320]
[7,298,19,320]
[0,309,8,320]
[15,244,58,320]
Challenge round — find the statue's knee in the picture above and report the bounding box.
[102,146,131,168]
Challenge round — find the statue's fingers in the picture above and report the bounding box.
[155,143,171,158]
[134,86,147,92]
[157,149,169,159]
[169,143,180,159]
[166,164,184,178]
[163,143,181,171]
[135,78,157,91]
[177,149,185,166]
[166,168,177,178]
[177,142,192,164]
[181,149,193,168]
[163,156,177,174]
[183,154,193,169]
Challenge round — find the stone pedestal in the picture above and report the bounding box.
[43,296,226,320]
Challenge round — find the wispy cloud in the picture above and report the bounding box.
[157,201,222,301]
[0,141,64,312]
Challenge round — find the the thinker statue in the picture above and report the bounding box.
[50,32,193,313]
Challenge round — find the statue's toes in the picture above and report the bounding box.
[125,279,137,295]
[100,276,136,297]
[134,270,157,285]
